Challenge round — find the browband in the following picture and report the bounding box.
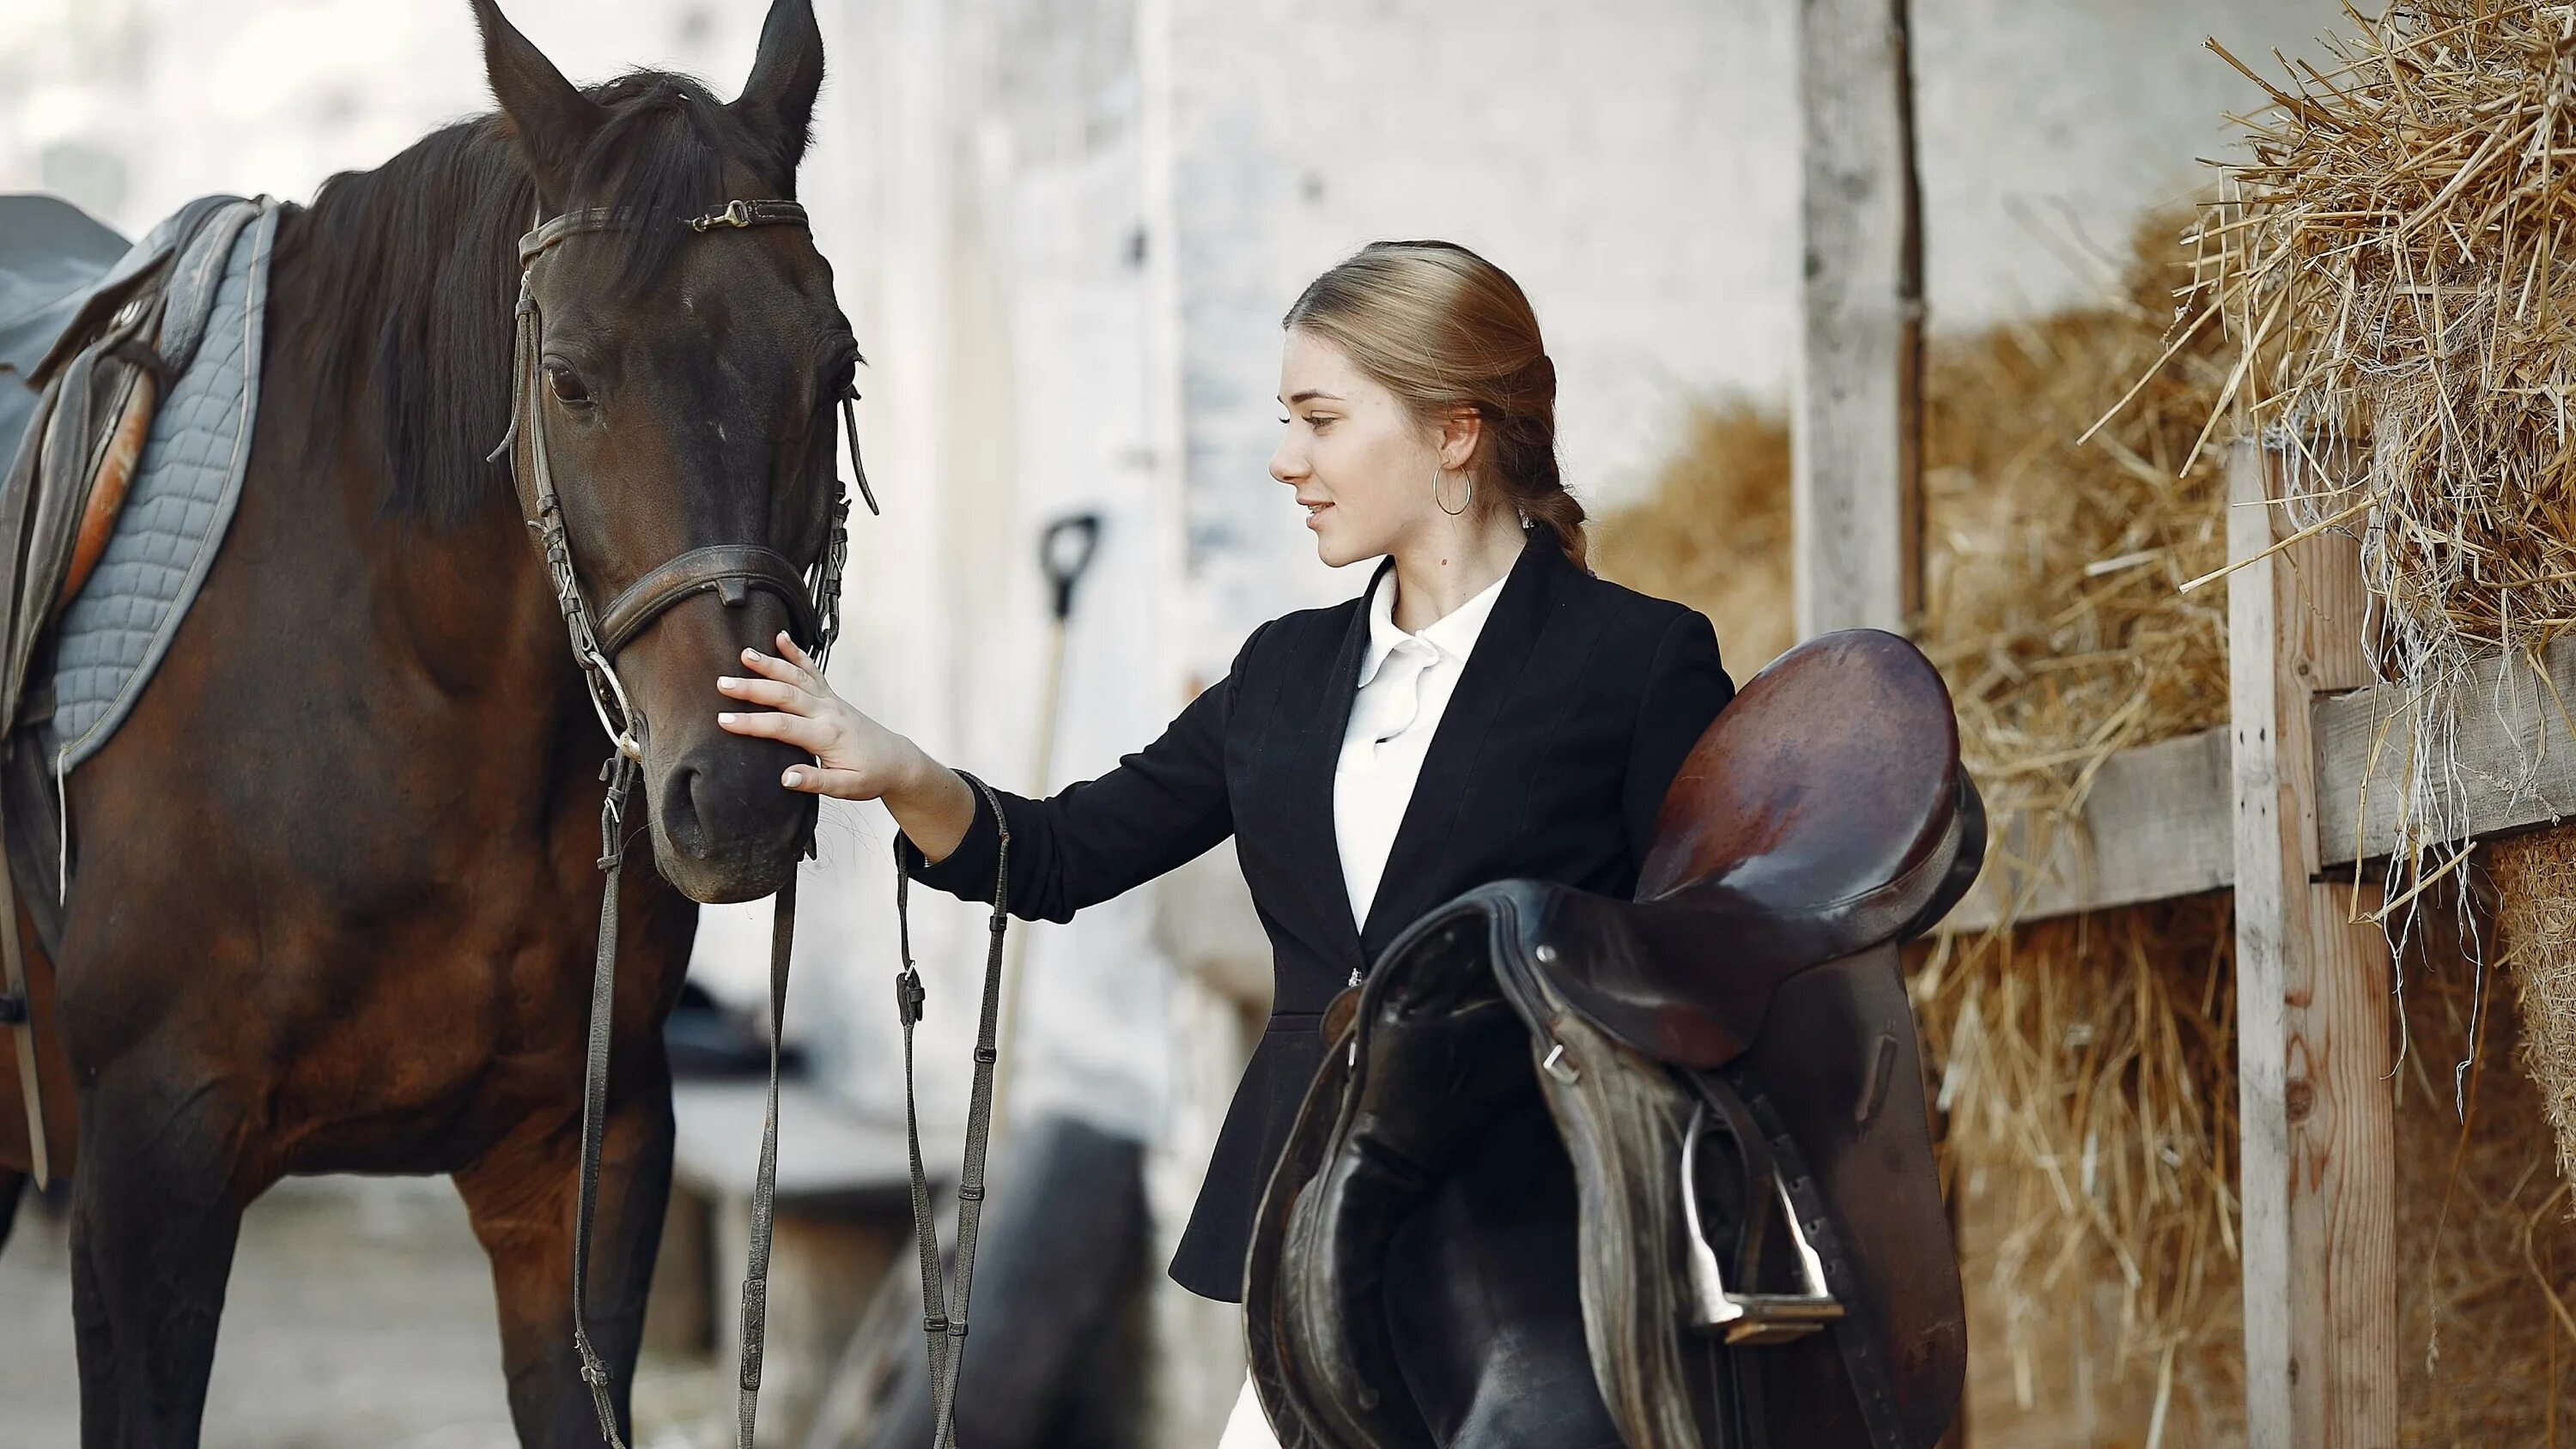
[518,199,811,267]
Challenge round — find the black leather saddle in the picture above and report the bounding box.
[1245,628,1983,1449]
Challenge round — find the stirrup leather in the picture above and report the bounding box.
[1680,1091,1844,1344]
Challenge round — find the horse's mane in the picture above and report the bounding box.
[285,70,781,529]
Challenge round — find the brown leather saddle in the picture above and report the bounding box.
[1245,628,1983,1449]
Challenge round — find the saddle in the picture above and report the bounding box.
[0,193,267,1184]
[1245,628,1984,1449]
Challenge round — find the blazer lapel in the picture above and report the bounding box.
[1285,559,1388,970]
[1357,535,1569,956]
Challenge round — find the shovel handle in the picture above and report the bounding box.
[1041,513,1104,621]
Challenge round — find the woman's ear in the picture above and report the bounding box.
[1436,407,1483,473]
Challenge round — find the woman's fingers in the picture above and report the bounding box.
[775,631,819,672]
[715,674,806,711]
[738,646,810,686]
[716,706,831,752]
[779,764,872,799]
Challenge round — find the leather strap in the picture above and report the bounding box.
[571,754,642,1448]
[518,199,810,266]
[1731,1078,1911,1449]
[735,877,796,1448]
[592,543,818,660]
[894,773,1012,1449]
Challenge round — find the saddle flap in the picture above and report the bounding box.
[0,194,132,383]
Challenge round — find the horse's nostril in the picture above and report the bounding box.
[663,766,710,858]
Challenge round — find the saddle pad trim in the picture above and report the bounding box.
[53,199,277,773]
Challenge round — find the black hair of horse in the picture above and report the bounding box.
[287,70,791,530]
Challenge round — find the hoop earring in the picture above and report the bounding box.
[1434,466,1472,517]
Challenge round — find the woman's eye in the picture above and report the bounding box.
[544,363,592,407]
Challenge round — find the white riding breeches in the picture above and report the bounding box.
[1217,1373,1282,1448]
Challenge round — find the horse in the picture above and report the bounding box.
[0,3,854,1443]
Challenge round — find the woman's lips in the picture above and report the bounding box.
[1303,500,1333,530]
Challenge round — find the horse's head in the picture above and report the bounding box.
[474,0,843,904]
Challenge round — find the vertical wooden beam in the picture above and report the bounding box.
[2227,441,2397,1448]
[1793,0,1923,639]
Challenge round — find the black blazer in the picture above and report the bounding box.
[906,530,1734,1300]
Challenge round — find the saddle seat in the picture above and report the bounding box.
[1247,629,1982,1449]
[1530,628,1984,1072]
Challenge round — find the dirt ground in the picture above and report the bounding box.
[0,1174,732,1449]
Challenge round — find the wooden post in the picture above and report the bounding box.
[2226,441,2397,1447]
[1793,0,1923,639]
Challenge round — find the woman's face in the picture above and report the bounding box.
[1270,329,1461,568]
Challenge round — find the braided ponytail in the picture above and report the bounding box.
[1285,240,1588,571]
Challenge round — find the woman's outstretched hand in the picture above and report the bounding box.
[716,633,979,859]
[715,632,917,801]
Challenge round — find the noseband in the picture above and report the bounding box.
[488,197,872,763]
[487,197,874,1449]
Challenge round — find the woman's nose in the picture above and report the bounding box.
[1269,440,1303,484]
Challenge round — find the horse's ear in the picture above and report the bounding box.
[732,0,824,179]
[471,0,604,205]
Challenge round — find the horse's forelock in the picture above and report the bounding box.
[569,71,780,298]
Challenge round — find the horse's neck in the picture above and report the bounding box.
[261,213,583,765]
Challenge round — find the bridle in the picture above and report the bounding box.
[489,197,868,767]
[489,196,872,1449]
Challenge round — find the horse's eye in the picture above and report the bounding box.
[544,363,592,408]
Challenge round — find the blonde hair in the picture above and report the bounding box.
[1284,240,1586,570]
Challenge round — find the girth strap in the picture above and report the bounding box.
[592,543,819,660]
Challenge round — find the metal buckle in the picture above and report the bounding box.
[690,199,755,232]
[1679,1099,1844,1344]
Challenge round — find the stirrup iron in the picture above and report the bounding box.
[1680,1098,1844,1344]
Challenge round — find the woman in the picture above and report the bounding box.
[715,239,1733,1445]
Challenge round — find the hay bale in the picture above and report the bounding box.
[2392,876,2576,1447]
[2495,826,2576,1210]
[2186,1,2576,925]
[1920,215,2234,859]
[1590,401,1794,674]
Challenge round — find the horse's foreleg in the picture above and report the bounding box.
[68,1067,250,1449]
[456,1075,676,1449]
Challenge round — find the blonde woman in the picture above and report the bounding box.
[715,240,1735,1446]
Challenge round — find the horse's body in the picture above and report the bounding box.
[0,4,845,1443]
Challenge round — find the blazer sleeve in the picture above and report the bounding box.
[902,623,1267,923]
[1622,608,1735,862]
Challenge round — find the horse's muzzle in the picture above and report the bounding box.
[649,741,813,903]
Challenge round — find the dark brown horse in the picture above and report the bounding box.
[0,3,853,1443]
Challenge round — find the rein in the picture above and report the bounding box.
[493,197,998,1449]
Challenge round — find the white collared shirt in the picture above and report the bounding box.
[1333,564,1511,931]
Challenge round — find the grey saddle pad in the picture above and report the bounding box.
[15,196,281,770]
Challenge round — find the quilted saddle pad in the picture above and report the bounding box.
[49,197,279,771]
